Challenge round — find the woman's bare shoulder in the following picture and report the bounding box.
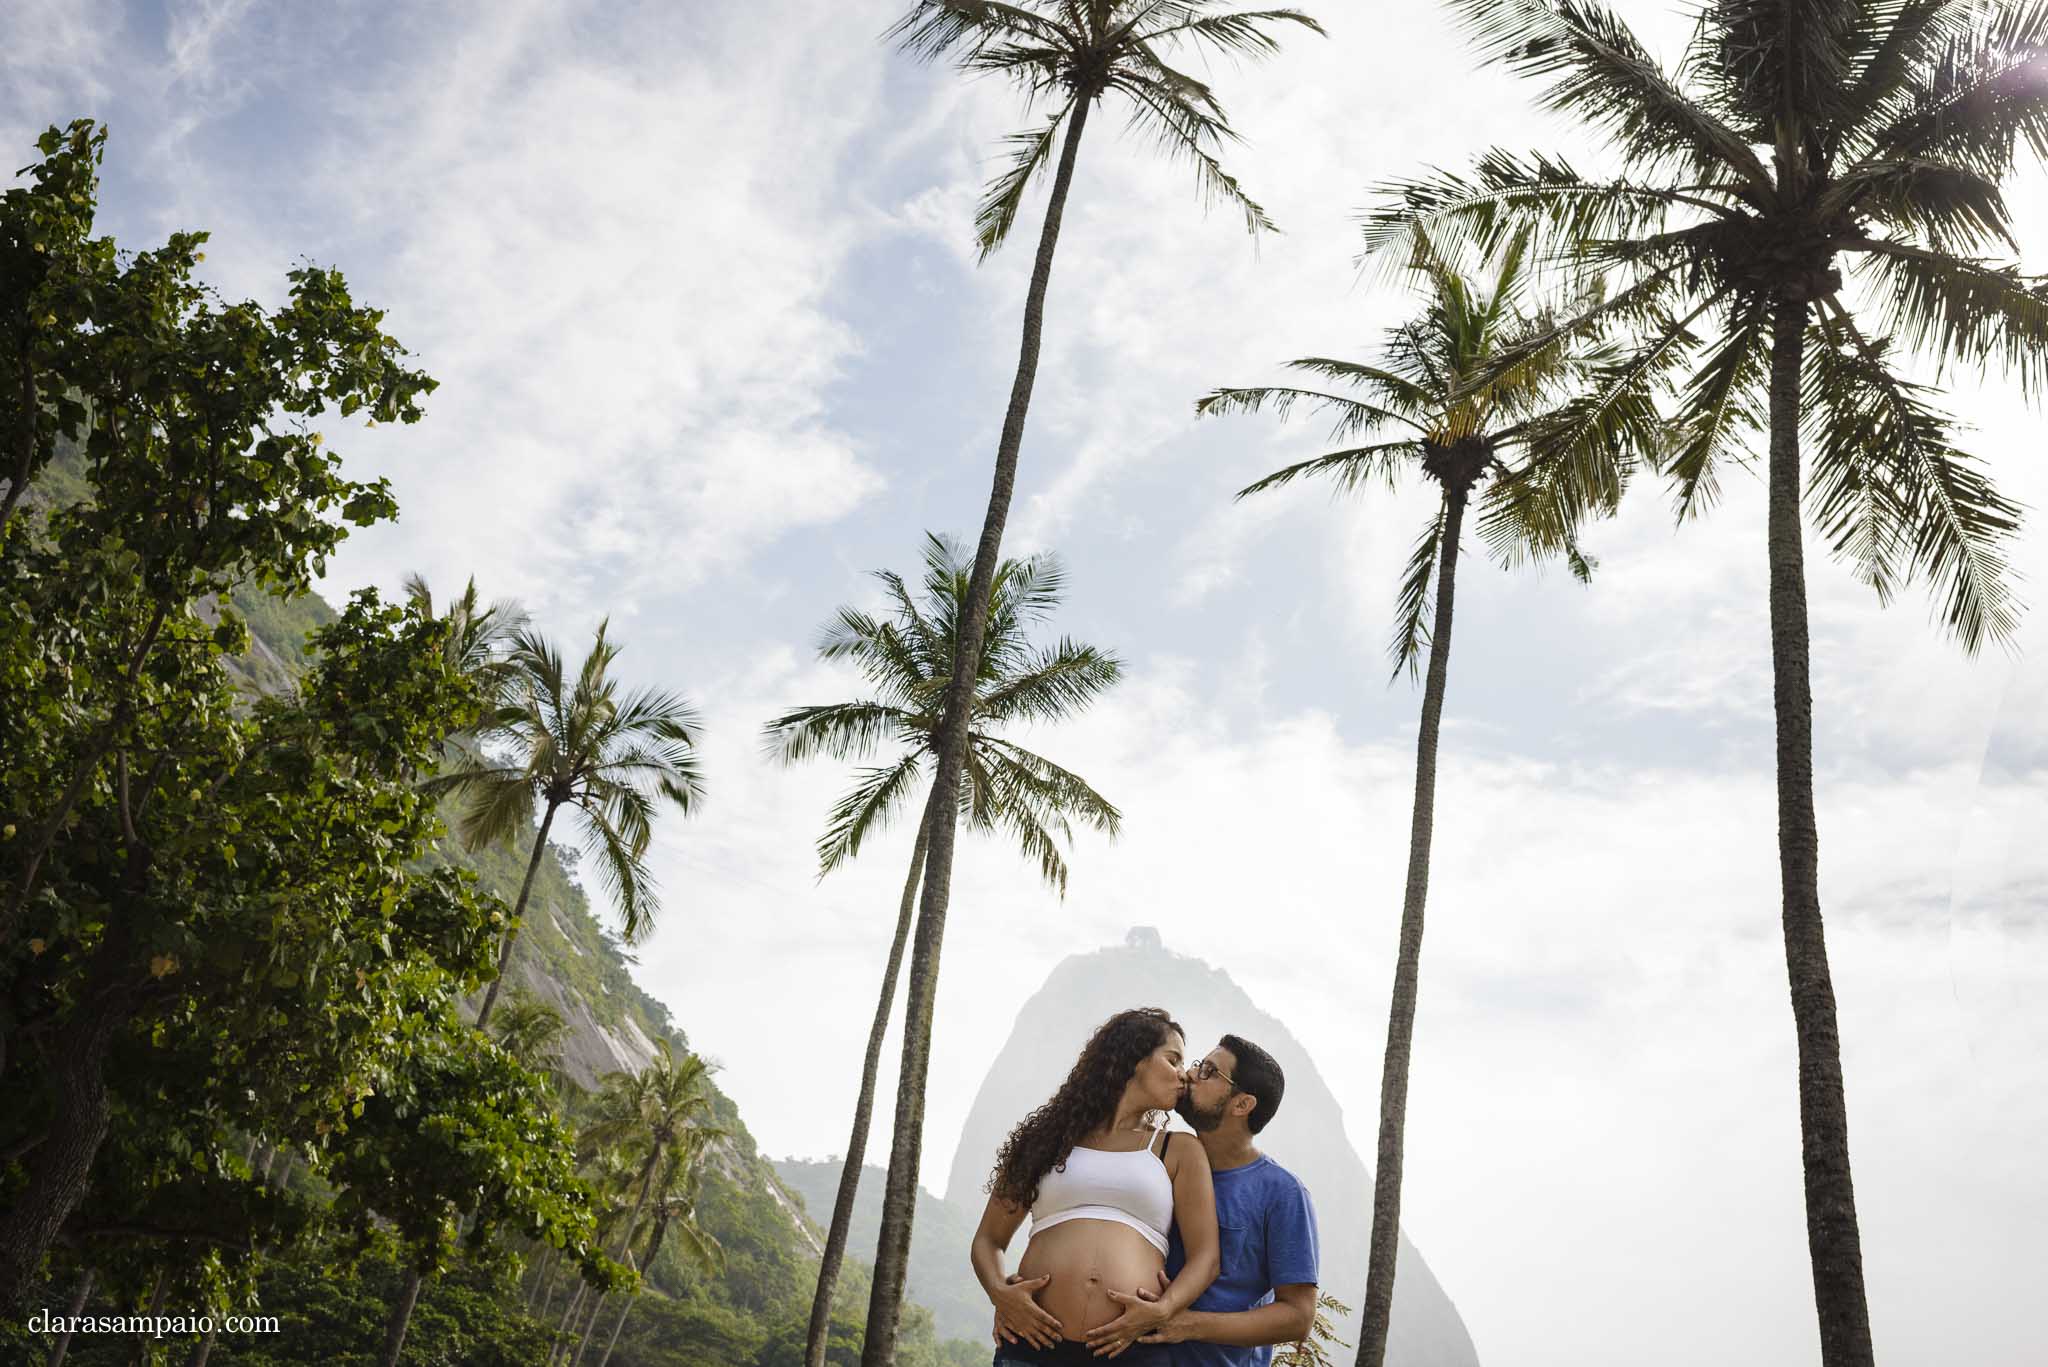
[1163,1130,1211,1173]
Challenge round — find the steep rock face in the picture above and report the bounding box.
[942,928,1481,1367]
[503,947,661,1090]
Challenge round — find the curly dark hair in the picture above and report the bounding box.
[987,1007,1185,1209]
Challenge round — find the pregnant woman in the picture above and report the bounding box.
[972,1007,1219,1365]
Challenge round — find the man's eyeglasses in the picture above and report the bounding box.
[1191,1058,1236,1088]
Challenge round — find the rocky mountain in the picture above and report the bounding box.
[942,927,1482,1367]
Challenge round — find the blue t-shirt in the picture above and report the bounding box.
[1163,1153,1320,1367]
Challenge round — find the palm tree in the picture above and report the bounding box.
[594,1127,725,1367]
[1199,225,1629,1367]
[765,532,1122,1367]
[402,573,528,710]
[490,988,570,1078]
[434,621,705,1029]
[557,1046,718,1366]
[1369,4,2046,1363]
[868,5,1323,1356]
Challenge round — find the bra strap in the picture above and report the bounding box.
[1149,1115,1170,1156]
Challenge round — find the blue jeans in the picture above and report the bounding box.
[993,1341,1173,1366]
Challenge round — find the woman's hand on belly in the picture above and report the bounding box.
[1013,1218,1168,1338]
[989,1273,1062,1349]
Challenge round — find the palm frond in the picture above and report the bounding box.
[584,800,661,943]
[454,769,540,853]
[977,735,1123,836]
[1389,509,1447,683]
[1483,292,1719,559]
[1663,293,1771,520]
[1849,236,2048,394]
[1363,150,1690,269]
[817,752,928,876]
[1455,0,1773,189]
[1234,441,1419,500]
[975,638,1124,724]
[1127,6,1326,55]
[1109,59,1277,236]
[1196,382,1428,441]
[974,105,1077,259]
[1690,0,1867,138]
[1819,159,2015,251]
[1831,0,1978,157]
[761,701,917,765]
[887,0,1071,60]
[1852,1,2048,175]
[1807,307,2023,650]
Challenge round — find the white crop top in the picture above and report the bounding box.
[1027,1121,1174,1255]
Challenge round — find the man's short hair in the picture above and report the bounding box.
[1220,1034,1285,1134]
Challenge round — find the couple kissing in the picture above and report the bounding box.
[972,1007,1320,1365]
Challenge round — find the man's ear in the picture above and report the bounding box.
[1230,1092,1258,1123]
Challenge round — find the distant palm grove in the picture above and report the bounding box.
[2,2,2043,1367]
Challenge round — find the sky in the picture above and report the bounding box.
[4,2,2044,1365]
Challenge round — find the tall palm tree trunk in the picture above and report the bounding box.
[46,1267,95,1367]
[477,803,560,1029]
[526,1246,556,1312]
[803,807,933,1367]
[860,96,1093,1367]
[569,1293,607,1367]
[379,1266,423,1367]
[615,1145,663,1261]
[1357,486,1467,1367]
[1765,297,1874,1367]
[595,1291,635,1367]
[130,1268,167,1367]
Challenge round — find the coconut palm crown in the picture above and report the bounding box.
[764,531,1122,891]
[431,621,704,1028]
[1203,224,1627,679]
[890,0,1326,258]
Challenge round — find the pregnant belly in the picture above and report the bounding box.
[1014,1218,1167,1337]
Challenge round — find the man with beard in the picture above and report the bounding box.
[1079,1034,1321,1364]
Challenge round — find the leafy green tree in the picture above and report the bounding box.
[867,6,1323,1355]
[765,532,1121,1367]
[0,116,448,1305]
[0,121,109,532]
[325,1009,624,1367]
[1200,224,1629,1367]
[433,621,706,1028]
[1368,3,2048,1363]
